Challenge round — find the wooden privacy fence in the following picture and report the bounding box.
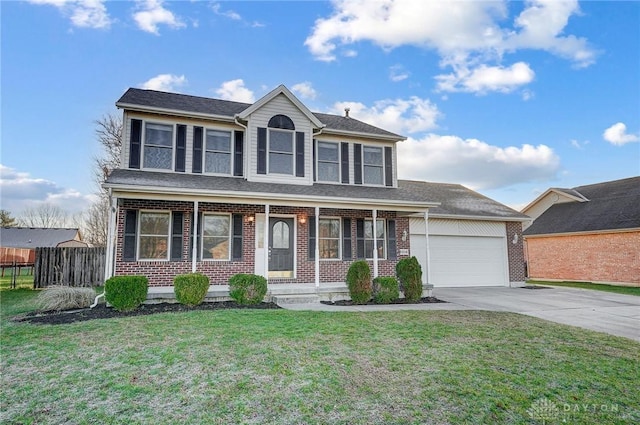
[34,247,106,288]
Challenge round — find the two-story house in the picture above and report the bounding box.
[104,85,528,295]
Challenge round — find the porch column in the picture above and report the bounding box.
[103,190,117,282]
[424,210,431,285]
[191,201,199,273]
[314,207,320,288]
[264,204,270,280]
[372,209,378,278]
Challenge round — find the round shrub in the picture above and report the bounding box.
[229,273,267,305]
[372,276,399,304]
[396,256,423,302]
[174,273,210,306]
[346,260,372,304]
[105,275,148,311]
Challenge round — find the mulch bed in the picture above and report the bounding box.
[12,301,280,325]
[321,296,447,306]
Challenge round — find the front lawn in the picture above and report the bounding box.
[529,280,640,296]
[1,290,638,424]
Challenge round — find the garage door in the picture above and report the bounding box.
[410,218,508,287]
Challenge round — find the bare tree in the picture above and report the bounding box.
[0,210,18,227]
[19,204,71,228]
[83,113,122,246]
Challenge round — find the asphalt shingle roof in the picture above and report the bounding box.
[0,228,81,248]
[105,169,527,220]
[117,88,403,139]
[524,176,640,235]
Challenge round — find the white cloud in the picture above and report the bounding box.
[0,164,93,214]
[397,134,560,190]
[29,0,111,29]
[133,0,184,35]
[389,65,409,82]
[305,0,595,94]
[603,122,640,146]
[292,82,317,100]
[436,62,535,94]
[139,74,187,92]
[215,79,255,103]
[211,3,241,20]
[329,96,441,135]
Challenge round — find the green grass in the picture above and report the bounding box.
[529,280,640,296]
[0,267,34,290]
[1,292,639,424]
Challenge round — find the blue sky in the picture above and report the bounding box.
[2,0,639,217]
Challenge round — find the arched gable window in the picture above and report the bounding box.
[268,114,295,130]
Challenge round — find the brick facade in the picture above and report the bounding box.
[115,199,408,286]
[525,230,640,285]
[506,222,526,283]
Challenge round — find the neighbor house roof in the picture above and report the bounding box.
[0,228,82,248]
[524,176,640,236]
[105,169,527,220]
[116,88,404,140]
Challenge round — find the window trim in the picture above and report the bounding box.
[318,217,342,260]
[137,210,171,261]
[362,145,384,186]
[316,141,341,183]
[364,218,386,260]
[203,128,233,176]
[201,212,232,261]
[267,128,295,175]
[141,121,175,171]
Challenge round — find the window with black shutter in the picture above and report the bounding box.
[342,218,352,260]
[232,214,243,260]
[175,125,186,172]
[234,131,244,176]
[171,212,184,261]
[308,215,316,260]
[387,219,397,260]
[129,119,142,169]
[123,210,137,261]
[192,127,203,173]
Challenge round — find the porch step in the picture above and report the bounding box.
[272,294,320,305]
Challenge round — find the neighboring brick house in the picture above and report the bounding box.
[522,176,640,285]
[103,85,528,290]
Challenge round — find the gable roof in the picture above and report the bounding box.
[524,176,640,236]
[116,87,404,140]
[0,228,82,249]
[105,169,527,221]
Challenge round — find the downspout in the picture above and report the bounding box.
[93,189,116,309]
[424,210,431,285]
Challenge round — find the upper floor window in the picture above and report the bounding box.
[205,129,232,175]
[138,211,170,260]
[363,146,383,185]
[317,142,340,182]
[268,114,296,175]
[144,123,173,170]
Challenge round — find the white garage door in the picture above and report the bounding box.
[410,218,508,287]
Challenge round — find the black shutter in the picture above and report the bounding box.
[123,210,137,261]
[295,132,305,177]
[387,219,397,260]
[341,142,350,184]
[308,215,316,260]
[192,127,203,173]
[312,139,317,182]
[175,125,186,172]
[129,119,142,169]
[257,127,267,174]
[342,218,352,260]
[354,144,362,185]
[232,214,243,261]
[234,131,244,177]
[171,212,184,261]
[356,218,365,259]
[384,146,393,187]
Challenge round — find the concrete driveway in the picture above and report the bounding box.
[434,286,640,342]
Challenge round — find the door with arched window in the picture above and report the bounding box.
[269,218,294,277]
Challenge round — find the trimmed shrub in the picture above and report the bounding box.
[229,274,267,305]
[372,276,400,304]
[37,285,96,311]
[174,273,210,306]
[346,260,372,304]
[396,256,423,302]
[105,275,148,311]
